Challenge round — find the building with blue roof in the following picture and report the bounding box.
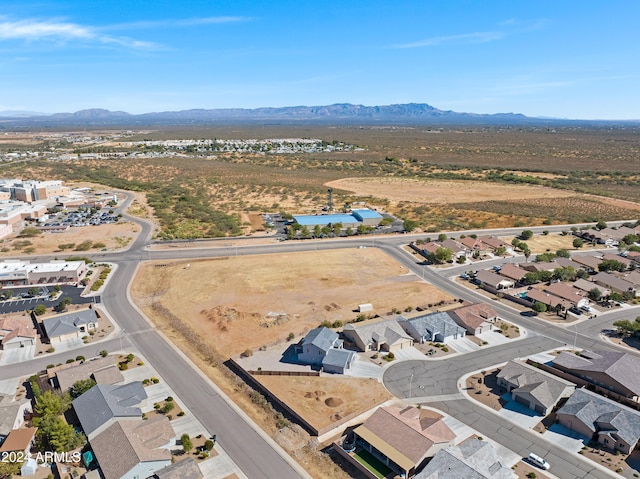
[292,208,383,229]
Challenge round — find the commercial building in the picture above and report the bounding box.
[0,259,87,286]
[293,208,383,229]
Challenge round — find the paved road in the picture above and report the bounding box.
[2,194,636,479]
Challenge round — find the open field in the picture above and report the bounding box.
[131,248,452,357]
[255,375,390,431]
[0,221,140,257]
[501,233,601,254]
[2,125,640,238]
[326,178,576,204]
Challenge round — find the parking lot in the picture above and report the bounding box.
[39,205,119,229]
[0,285,98,314]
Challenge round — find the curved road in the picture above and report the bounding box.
[2,194,637,479]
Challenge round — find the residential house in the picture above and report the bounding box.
[474,270,514,290]
[295,327,356,374]
[153,457,202,479]
[51,355,122,391]
[459,237,488,256]
[42,308,99,343]
[478,235,510,253]
[0,395,32,442]
[90,417,173,479]
[557,388,640,454]
[520,261,560,273]
[418,242,442,256]
[448,303,498,336]
[297,327,342,366]
[414,438,515,479]
[572,255,604,272]
[343,319,413,352]
[73,382,147,439]
[582,227,638,246]
[553,350,640,400]
[0,318,36,350]
[544,283,589,309]
[573,279,609,297]
[0,427,37,455]
[353,406,455,478]
[398,312,466,344]
[441,239,468,259]
[625,271,640,289]
[592,272,636,296]
[496,360,575,415]
[555,257,586,271]
[525,288,572,311]
[498,263,528,283]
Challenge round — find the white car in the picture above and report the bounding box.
[581,305,591,312]
[528,453,550,470]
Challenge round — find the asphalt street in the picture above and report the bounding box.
[1,193,637,479]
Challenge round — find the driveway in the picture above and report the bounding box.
[345,358,382,380]
[392,347,427,361]
[0,345,35,365]
[449,337,480,353]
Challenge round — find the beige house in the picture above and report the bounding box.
[343,319,413,352]
[42,308,99,343]
[352,406,455,478]
[448,302,498,335]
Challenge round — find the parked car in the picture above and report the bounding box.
[528,453,550,470]
[581,305,591,312]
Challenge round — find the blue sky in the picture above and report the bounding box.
[1,0,638,119]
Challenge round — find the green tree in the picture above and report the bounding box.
[532,302,548,313]
[511,238,521,249]
[552,267,576,282]
[520,230,534,240]
[598,259,626,272]
[36,415,85,452]
[331,223,342,235]
[28,287,39,296]
[181,433,193,453]
[313,225,321,238]
[299,225,311,239]
[573,238,584,248]
[0,461,22,478]
[204,439,214,451]
[596,220,607,230]
[437,233,447,242]
[494,246,507,257]
[35,391,71,417]
[33,304,47,316]
[403,219,418,232]
[435,247,454,264]
[613,317,640,337]
[588,288,602,301]
[556,249,571,258]
[55,297,72,312]
[70,379,96,398]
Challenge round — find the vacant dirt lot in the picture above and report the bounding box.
[1,221,140,257]
[255,375,390,431]
[131,248,452,357]
[501,233,599,254]
[327,177,576,205]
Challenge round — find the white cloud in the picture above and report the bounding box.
[105,16,251,31]
[0,17,161,49]
[393,31,505,49]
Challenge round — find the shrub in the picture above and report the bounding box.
[286,332,295,341]
[204,439,214,451]
[118,362,128,371]
[160,401,175,413]
[240,349,253,358]
[151,377,159,384]
[75,355,85,362]
[165,396,174,402]
[33,304,47,316]
[177,411,185,417]
[99,350,108,357]
[387,351,395,359]
[46,347,55,353]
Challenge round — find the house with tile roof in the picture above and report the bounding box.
[0,427,37,455]
[474,270,514,290]
[414,438,515,479]
[41,308,99,343]
[572,279,609,297]
[90,416,173,479]
[557,388,640,454]
[572,255,604,272]
[398,312,466,344]
[441,239,468,258]
[73,382,147,439]
[478,235,510,253]
[593,272,637,296]
[544,282,589,308]
[0,318,36,350]
[525,288,571,311]
[353,406,455,478]
[497,263,528,282]
[343,319,413,352]
[448,303,498,336]
[497,360,575,415]
[553,350,640,400]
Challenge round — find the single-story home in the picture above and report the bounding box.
[448,303,498,336]
[0,318,36,350]
[154,457,202,479]
[525,288,572,311]
[414,438,515,479]
[557,388,640,454]
[573,279,609,297]
[51,355,120,391]
[0,395,32,442]
[41,308,99,343]
[553,350,640,400]
[322,348,357,374]
[572,255,604,272]
[0,427,37,455]
[497,360,575,415]
[343,319,413,352]
[498,263,528,282]
[593,272,636,296]
[296,327,342,366]
[91,417,174,479]
[399,312,466,343]
[475,270,514,290]
[352,406,455,478]
[544,282,589,309]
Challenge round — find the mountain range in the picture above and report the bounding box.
[0,103,634,127]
